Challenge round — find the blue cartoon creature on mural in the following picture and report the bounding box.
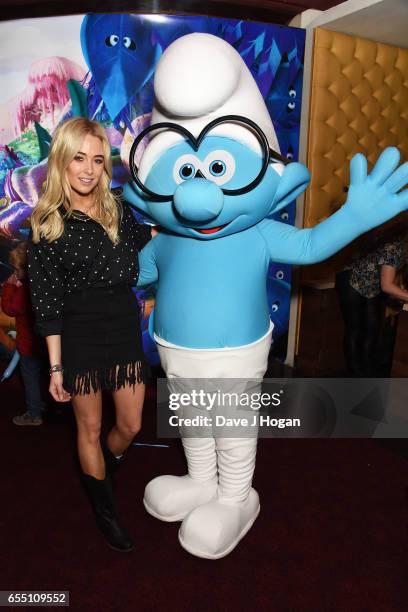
[124,33,408,559]
[80,13,161,127]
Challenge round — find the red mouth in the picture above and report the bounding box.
[195,223,228,234]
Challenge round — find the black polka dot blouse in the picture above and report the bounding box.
[27,200,151,337]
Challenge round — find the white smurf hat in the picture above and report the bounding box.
[138,33,280,182]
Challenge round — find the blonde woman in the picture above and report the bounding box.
[28,117,151,552]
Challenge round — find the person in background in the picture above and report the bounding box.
[380,243,408,302]
[2,241,45,425]
[335,227,408,377]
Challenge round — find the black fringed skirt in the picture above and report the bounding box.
[61,284,148,396]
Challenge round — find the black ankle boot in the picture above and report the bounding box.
[82,474,134,552]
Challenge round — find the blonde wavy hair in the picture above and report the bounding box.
[31,117,121,244]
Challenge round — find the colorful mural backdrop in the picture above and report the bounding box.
[0,14,305,364]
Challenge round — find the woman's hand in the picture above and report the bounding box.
[49,372,71,402]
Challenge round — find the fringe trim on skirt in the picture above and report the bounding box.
[65,359,147,396]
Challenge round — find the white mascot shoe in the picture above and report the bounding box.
[143,437,218,521]
[179,437,259,559]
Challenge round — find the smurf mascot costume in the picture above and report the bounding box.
[124,33,408,559]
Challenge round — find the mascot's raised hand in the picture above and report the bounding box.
[124,33,408,560]
[257,147,408,266]
[344,148,408,226]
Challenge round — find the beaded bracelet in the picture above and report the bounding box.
[49,364,64,375]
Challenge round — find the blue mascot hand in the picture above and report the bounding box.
[344,147,408,230]
[257,147,408,266]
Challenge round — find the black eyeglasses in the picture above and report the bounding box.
[129,114,291,202]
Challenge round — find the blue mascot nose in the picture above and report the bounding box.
[173,179,224,222]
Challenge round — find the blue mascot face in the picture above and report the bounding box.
[142,135,284,238]
[125,118,310,234]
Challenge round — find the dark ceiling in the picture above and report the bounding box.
[0,0,345,25]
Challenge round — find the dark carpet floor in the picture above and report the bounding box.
[1,365,407,612]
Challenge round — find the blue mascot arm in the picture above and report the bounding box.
[137,239,159,287]
[123,181,159,285]
[123,181,155,223]
[259,148,408,265]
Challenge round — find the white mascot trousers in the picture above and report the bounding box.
[144,324,272,559]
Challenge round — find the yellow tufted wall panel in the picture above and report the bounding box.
[301,28,408,283]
